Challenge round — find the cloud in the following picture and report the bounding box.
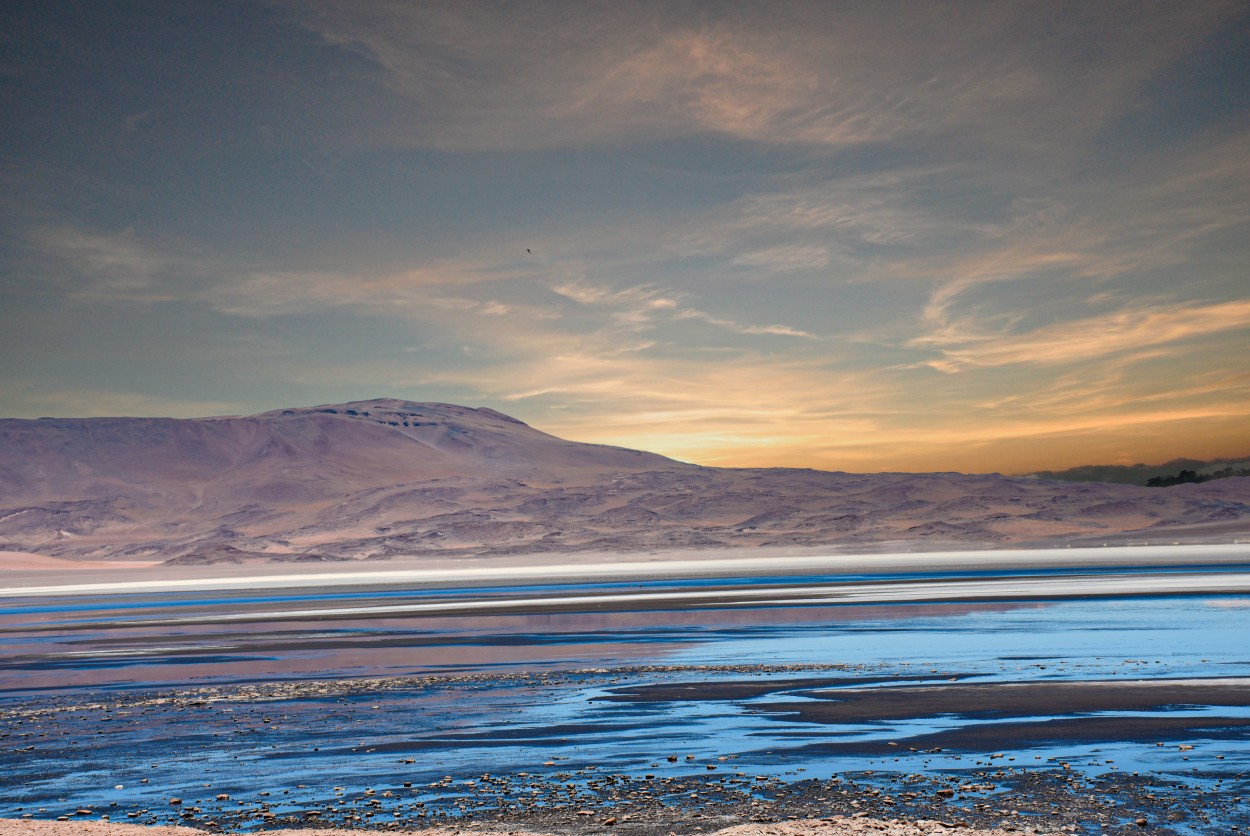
[23,223,570,325]
[505,333,1250,472]
[671,309,815,339]
[280,1,898,151]
[907,179,1236,334]
[731,245,830,272]
[26,227,186,300]
[556,26,901,147]
[666,165,986,287]
[899,131,1250,360]
[25,221,801,347]
[733,169,961,243]
[919,299,1250,373]
[551,280,681,313]
[278,1,1237,153]
[980,365,1250,420]
[206,266,509,318]
[553,278,814,339]
[471,348,893,465]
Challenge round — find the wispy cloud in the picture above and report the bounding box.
[671,309,815,339]
[206,265,535,319]
[730,245,830,273]
[24,223,566,324]
[26,226,187,300]
[552,278,814,339]
[281,2,1236,153]
[919,300,1250,373]
[281,1,900,150]
[470,349,893,466]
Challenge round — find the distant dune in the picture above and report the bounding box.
[1,399,1248,565]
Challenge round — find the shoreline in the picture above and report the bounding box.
[4,547,1247,836]
[0,755,1222,835]
[3,543,1250,600]
[4,666,1245,834]
[27,571,1250,628]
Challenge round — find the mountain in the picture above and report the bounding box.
[2,399,1248,564]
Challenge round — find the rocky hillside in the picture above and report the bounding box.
[1,399,1247,564]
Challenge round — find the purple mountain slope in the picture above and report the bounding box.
[1,399,1247,564]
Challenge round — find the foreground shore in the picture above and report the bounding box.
[4,546,1246,836]
[5,661,1242,834]
[0,818,1072,835]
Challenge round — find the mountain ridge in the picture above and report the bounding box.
[2,399,1248,564]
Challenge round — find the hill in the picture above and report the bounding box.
[1,399,1248,564]
[1027,456,1250,486]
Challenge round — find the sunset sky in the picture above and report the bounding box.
[3,1,1249,473]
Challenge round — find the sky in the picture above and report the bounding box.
[2,1,1249,474]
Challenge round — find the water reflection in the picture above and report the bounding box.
[1,577,1248,831]
[0,578,1039,693]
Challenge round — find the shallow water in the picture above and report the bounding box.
[1,553,1249,832]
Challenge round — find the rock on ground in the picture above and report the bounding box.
[0,817,1046,836]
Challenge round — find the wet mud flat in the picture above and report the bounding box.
[2,667,1248,836]
[3,553,1250,835]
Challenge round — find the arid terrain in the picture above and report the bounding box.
[2,399,1248,566]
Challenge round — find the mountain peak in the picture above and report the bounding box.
[257,398,525,423]
[249,399,538,435]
